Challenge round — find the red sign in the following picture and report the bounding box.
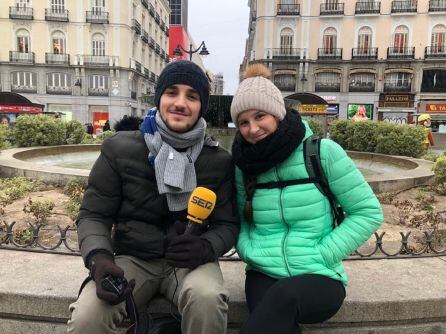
[169,26,190,61]
[0,105,43,113]
[93,112,109,135]
[426,104,446,113]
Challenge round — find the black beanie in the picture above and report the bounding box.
[154,61,210,115]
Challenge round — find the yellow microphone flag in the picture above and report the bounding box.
[187,187,217,224]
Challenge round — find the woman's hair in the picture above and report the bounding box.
[243,175,257,222]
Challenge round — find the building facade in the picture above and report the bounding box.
[0,0,170,131]
[243,0,446,130]
[213,72,224,95]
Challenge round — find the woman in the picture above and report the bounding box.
[231,64,383,334]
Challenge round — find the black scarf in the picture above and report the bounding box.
[232,109,306,176]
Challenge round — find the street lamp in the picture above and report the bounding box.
[173,41,210,61]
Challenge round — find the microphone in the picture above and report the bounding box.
[184,187,217,235]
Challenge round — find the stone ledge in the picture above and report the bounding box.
[0,250,445,333]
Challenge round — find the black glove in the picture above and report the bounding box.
[166,220,187,243]
[165,234,216,269]
[89,253,136,305]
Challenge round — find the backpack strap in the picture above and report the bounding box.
[304,136,344,227]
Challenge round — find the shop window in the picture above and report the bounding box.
[421,69,446,92]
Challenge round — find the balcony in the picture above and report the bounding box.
[315,82,341,92]
[132,19,141,35]
[267,48,302,60]
[141,30,149,43]
[277,3,300,15]
[9,6,33,20]
[46,86,72,95]
[391,0,417,13]
[9,51,35,64]
[155,13,160,25]
[155,44,161,55]
[387,47,415,59]
[317,48,343,60]
[83,55,112,66]
[352,48,378,60]
[149,4,155,17]
[384,83,411,92]
[165,28,169,37]
[425,46,446,58]
[86,11,109,24]
[150,72,156,82]
[149,37,155,49]
[355,1,381,14]
[161,21,166,32]
[349,82,375,92]
[45,53,70,65]
[144,68,150,78]
[429,0,446,11]
[320,3,344,15]
[88,88,109,96]
[45,8,69,22]
[11,85,37,94]
[141,0,149,9]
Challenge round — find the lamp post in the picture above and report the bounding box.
[173,41,210,61]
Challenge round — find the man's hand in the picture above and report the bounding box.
[89,253,135,305]
[165,234,216,269]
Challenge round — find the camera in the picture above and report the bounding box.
[101,275,128,296]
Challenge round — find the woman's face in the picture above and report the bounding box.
[237,109,279,144]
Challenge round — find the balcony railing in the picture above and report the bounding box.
[45,8,69,22]
[46,86,72,95]
[349,83,375,92]
[45,53,70,65]
[144,68,150,78]
[277,3,300,15]
[11,85,37,93]
[315,82,341,92]
[149,37,155,49]
[318,48,343,60]
[149,4,155,17]
[165,28,169,37]
[86,11,109,24]
[352,48,378,60]
[155,44,161,55]
[384,83,411,92]
[9,6,33,20]
[88,88,109,96]
[429,0,446,11]
[150,73,156,82]
[425,46,446,58]
[355,1,381,14]
[141,30,149,43]
[320,3,345,15]
[161,21,166,32]
[391,0,417,13]
[132,19,141,35]
[267,48,302,60]
[9,51,35,64]
[155,13,160,24]
[141,0,149,9]
[387,47,415,59]
[83,55,111,66]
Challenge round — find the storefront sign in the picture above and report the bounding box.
[299,104,328,114]
[321,96,337,103]
[426,104,446,113]
[379,94,415,108]
[0,105,43,113]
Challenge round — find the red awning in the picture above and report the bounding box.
[0,105,43,114]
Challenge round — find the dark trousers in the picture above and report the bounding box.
[240,270,346,334]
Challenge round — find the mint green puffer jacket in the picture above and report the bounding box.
[235,123,383,286]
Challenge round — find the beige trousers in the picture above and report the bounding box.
[67,255,229,334]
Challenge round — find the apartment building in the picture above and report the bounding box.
[213,72,224,95]
[0,0,170,130]
[243,0,446,130]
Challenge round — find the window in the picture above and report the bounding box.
[11,71,36,87]
[315,72,341,91]
[170,0,182,25]
[52,31,65,54]
[325,0,339,10]
[322,27,337,53]
[92,33,105,56]
[47,73,71,87]
[15,0,31,8]
[274,74,296,91]
[92,0,105,13]
[280,28,293,55]
[349,73,375,91]
[358,27,372,50]
[90,75,108,89]
[385,72,411,89]
[51,0,65,12]
[431,24,446,52]
[393,25,409,51]
[16,29,30,52]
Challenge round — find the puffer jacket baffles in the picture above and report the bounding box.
[235,123,383,286]
[76,130,239,266]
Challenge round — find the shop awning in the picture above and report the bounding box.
[0,92,44,114]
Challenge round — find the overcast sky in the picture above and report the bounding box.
[188,1,250,95]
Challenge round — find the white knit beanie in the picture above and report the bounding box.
[230,64,286,125]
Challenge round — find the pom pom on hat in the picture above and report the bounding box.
[231,63,286,125]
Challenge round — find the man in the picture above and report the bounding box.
[67,61,239,334]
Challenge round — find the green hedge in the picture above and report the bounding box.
[330,120,425,158]
[0,125,10,150]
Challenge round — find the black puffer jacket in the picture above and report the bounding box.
[76,130,239,266]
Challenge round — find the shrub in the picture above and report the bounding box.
[63,178,86,221]
[96,130,114,141]
[0,125,11,150]
[433,156,446,184]
[65,120,85,144]
[12,115,65,147]
[0,177,37,206]
[329,120,349,148]
[350,121,378,152]
[23,198,55,225]
[307,118,323,137]
[422,151,440,162]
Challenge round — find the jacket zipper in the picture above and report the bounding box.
[276,167,291,277]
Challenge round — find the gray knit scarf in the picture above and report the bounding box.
[141,109,218,211]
